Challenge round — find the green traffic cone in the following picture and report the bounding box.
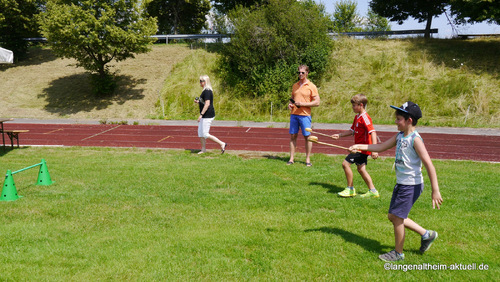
[1,170,22,201]
[36,159,54,186]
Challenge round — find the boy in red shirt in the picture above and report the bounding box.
[332,94,379,198]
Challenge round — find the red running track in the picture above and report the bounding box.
[3,123,500,162]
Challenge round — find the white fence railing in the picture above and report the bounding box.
[23,29,440,43]
[329,29,438,37]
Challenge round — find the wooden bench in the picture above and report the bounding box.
[2,130,29,148]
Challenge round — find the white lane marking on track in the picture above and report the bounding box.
[246,128,251,133]
[81,125,121,141]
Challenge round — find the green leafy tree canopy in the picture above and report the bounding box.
[329,1,390,34]
[0,0,43,60]
[370,0,500,37]
[369,0,447,38]
[212,0,264,14]
[41,0,157,95]
[449,0,500,25]
[364,8,391,32]
[146,0,210,34]
[331,0,362,32]
[220,0,332,105]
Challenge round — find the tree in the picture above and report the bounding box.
[449,0,500,25]
[330,1,390,34]
[364,8,391,32]
[369,0,448,38]
[331,0,362,32]
[146,0,211,34]
[210,0,264,33]
[212,0,263,14]
[0,0,43,60]
[41,0,157,95]
[220,0,332,105]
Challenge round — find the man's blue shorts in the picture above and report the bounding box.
[289,114,312,136]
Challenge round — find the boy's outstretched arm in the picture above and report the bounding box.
[331,129,353,139]
[414,137,443,209]
[349,133,397,153]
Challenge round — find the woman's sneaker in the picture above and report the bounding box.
[379,250,405,262]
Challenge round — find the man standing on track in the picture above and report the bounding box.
[287,64,320,167]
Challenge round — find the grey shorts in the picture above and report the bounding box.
[388,183,424,219]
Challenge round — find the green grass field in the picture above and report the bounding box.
[0,147,498,280]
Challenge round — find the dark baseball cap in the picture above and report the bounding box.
[390,101,422,120]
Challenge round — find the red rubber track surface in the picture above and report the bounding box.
[4,123,500,162]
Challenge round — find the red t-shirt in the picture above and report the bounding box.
[350,112,376,155]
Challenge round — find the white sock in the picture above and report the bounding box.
[422,230,430,239]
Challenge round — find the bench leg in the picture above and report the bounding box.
[6,132,20,148]
[8,132,13,148]
[1,124,5,150]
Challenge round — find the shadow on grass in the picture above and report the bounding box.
[0,147,13,157]
[407,38,500,75]
[186,149,200,154]
[305,227,391,253]
[39,73,146,115]
[309,181,344,194]
[263,155,316,166]
[0,146,31,157]
[264,155,289,163]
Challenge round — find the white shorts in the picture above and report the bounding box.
[198,117,214,139]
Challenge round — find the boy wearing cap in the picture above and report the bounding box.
[349,101,443,262]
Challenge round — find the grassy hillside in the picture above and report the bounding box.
[318,38,500,127]
[160,38,500,127]
[1,38,499,127]
[0,44,190,120]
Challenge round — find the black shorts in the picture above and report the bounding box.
[344,153,368,166]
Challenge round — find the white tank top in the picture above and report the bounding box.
[395,131,423,185]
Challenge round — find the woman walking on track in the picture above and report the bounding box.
[195,75,227,154]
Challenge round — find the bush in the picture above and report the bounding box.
[220,0,332,109]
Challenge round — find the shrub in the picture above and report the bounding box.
[220,0,332,108]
